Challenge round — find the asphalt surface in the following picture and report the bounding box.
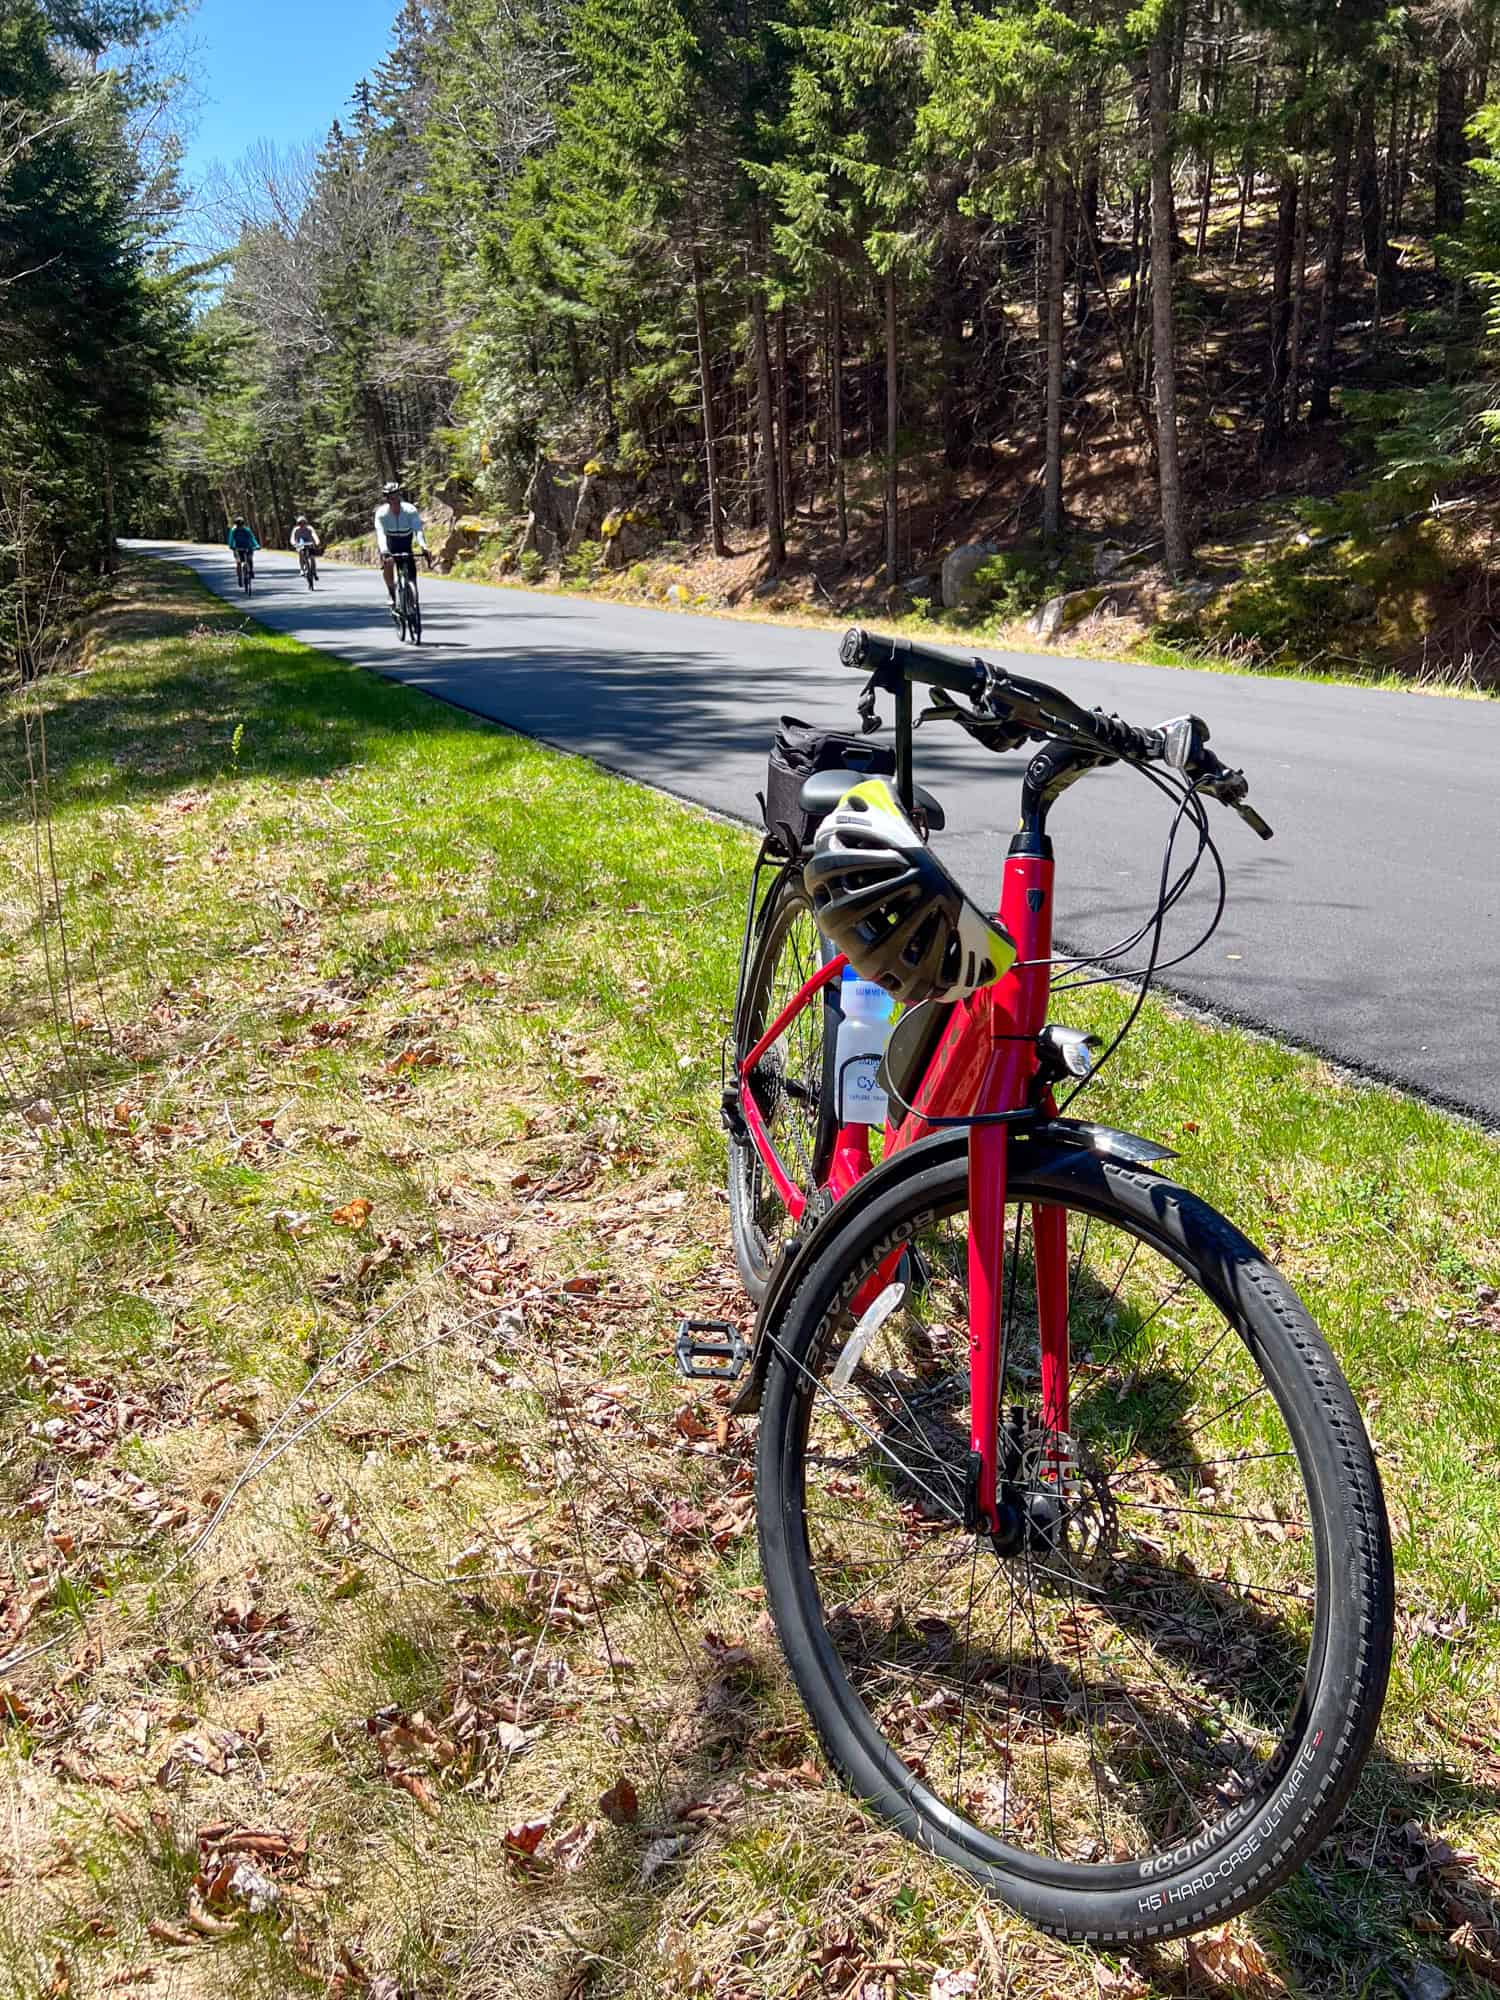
[128,541,1500,1125]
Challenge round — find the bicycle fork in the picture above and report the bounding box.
[964,851,1067,1539]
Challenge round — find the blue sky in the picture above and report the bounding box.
[179,0,395,192]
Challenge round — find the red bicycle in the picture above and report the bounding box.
[682,629,1393,1943]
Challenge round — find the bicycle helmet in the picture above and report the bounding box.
[805,778,1017,1005]
[383,481,402,496]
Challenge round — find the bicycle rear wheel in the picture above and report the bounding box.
[727,871,838,1301]
[756,1141,1393,1942]
[406,579,422,644]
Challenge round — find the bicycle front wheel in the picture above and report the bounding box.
[756,1140,1393,1942]
[727,871,838,1300]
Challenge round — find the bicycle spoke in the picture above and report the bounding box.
[790,1188,1322,1870]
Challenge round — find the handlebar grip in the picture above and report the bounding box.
[1237,803,1275,841]
[841,626,988,700]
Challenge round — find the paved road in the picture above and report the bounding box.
[129,541,1500,1124]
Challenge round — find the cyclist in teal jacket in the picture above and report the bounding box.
[227,519,259,585]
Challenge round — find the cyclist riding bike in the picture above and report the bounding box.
[291,515,321,586]
[226,518,258,579]
[374,481,427,605]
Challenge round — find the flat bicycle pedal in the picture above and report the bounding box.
[675,1319,748,1383]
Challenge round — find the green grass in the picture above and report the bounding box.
[0,558,1497,1999]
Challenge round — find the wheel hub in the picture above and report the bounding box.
[982,1415,1116,1570]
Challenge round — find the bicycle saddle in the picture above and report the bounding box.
[799,767,946,831]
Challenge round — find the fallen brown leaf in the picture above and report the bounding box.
[145,1920,195,1949]
[331,1197,373,1229]
[1184,1925,1283,1996]
[503,1817,552,1858]
[392,1771,439,1818]
[598,1776,640,1825]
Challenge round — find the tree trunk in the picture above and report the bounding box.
[1042,170,1067,542]
[1262,164,1299,455]
[1311,111,1352,424]
[1394,81,1418,237]
[831,275,848,546]
[101,451,116,575]
[1479,1,1495,103]
[1356,86,1393,282]
[1233,75,1262,265]
[1434,23,1468,234]
[1193,0,1218,259]
[884,270,899,589]
[1076,86,1101,323]
[751,283,784,571]
[1149,28,1188,575]
[1286,168,1310,430]
[938,215,966,470]
[1383,66,1403,222]
[691,251,727,556]
[776,306,793,523]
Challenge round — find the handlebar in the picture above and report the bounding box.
[840,627,988,700]
[840,626,1272,840]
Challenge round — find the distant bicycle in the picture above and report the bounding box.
[386,533,424,644]
[235,549,254,595]
[291,516,320,588]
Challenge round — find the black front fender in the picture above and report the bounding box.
[728,1117,1175,1416]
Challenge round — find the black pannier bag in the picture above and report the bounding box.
[761,715,896,858]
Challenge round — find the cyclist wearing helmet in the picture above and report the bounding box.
[290,514,320,554]
[374,480,427,605]
[226,517,259,561]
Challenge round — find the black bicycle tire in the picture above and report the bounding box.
[755,1144,1393,1943]
[727,871,839,1301]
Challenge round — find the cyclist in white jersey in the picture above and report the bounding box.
[374,481,427,606]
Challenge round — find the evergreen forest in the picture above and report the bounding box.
[11,0,1500,679]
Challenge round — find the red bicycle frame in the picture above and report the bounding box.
[737,845,1061,1536]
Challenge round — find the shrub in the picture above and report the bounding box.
[970,550,1057,622]
[518,550,544,585]
[563,539,604,586]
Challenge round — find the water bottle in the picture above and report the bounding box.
[836,968,896,1124]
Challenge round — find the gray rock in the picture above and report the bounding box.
[1404,1965,1453,2000]
[1094,541,1129,579]
[1029,583,1140,642]
[941,542,997,609]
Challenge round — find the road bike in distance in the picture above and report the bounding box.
[298,545,318,590]
[681,628,1393,1944]
[234,549,254,595]
[386,533,423,644]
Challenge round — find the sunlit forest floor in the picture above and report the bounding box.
[1,561,1497,1998]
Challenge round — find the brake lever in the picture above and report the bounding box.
[919,688,1032,752]
[1196,761,1274,841]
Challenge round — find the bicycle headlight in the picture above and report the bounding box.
[1038,1024,1100,1080]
